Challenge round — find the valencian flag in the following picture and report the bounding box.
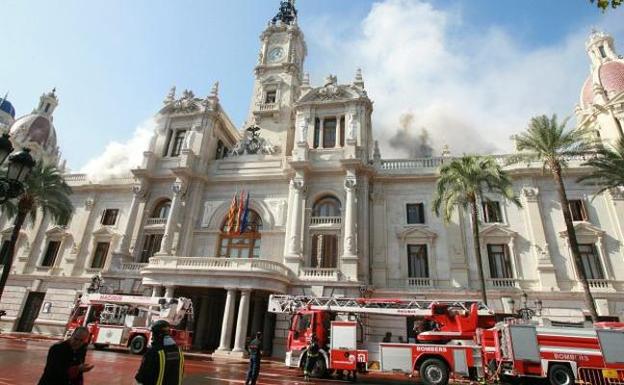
[240,192,250,233]
[233,190,245,235]
[226,192,238,234]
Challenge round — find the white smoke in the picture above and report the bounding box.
[80,115,162,182]
[305,0,624,158]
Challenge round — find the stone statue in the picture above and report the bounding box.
[298,116,309,143]
[348,113,358,140]
[182,130,196,151]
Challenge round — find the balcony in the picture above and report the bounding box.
[141,257,292,293]
[146,217,167,226]
[300,267,341,282]
[254,102,280,117]
[310,216,342,227]
[587,279,611,289]
[407,277,433,288]
[120,262,147,272]
[487,278,520,289]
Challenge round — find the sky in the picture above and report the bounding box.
[1,0,623,174]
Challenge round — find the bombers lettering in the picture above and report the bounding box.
[416,346,448,353]
[553,353,590,362]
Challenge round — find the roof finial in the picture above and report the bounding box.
[353,68,364,89]
[211,81,220,97]
[164,85,176,104]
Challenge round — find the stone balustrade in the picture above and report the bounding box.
[309,216,342,226]
[300,267,341,281]
[147,256,290,277]
[146,217,167,226]
[587,279,611,289]
[486,278,520,289]
[406,277,433,288]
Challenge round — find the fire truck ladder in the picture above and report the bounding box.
[268,295,492,317]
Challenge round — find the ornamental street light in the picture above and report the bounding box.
[0,133,36,204]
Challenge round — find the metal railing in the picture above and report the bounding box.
[300,267,340,281]
[487,278,519,289]
[310,216,342,226]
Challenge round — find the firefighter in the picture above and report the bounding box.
[245,331,263,385]
[303,334,320,381]
[135,320,184,385]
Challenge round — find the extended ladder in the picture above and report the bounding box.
[268,294,492,317]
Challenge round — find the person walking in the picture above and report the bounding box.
[38,326,94,385]
[245,331,263,385]
[135,320,184,385]
[303,334,320,381]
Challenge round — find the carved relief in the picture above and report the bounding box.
[297,115,309,143]
[85,198,95,210]
[344,178,357,192]
[267,199,286,227]
[522,186,539,201]
[201,201,219,228]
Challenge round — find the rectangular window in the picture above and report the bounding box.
[41,241,61,267]
[265,90,277,104]
[162,129,173,157]
[140,234,163,263]
[487,244,513,279]
[407,244,429,278]
[310,234,338,268]
[339,116,345,147]
[482,201,502,223]
[568,200,588,222]
[406,203,425,224]
[599,45,607,58]
[0,240,10,265]
[170,130,186,157]
[91,242,110,269]
[100,209,119,226]
[323,118,337,148]
[578,244,605,280]
[313,118,320,149]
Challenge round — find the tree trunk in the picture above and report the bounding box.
[0,208,28,301]
[470,197,488,306]
[552,162,599,322]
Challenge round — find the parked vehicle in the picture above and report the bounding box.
[66,293,194,354]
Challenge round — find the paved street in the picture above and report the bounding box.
[0,337,417,385]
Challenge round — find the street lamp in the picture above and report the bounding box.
[0,133,36,204]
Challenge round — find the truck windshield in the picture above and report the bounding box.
[297,314,312,334]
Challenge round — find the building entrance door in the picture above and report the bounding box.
[16,292,45,332]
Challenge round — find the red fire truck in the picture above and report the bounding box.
[269,295,624,385]
[66,293,194,354]
[267,295,494,380]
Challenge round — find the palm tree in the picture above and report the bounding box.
[0,163,73,301]
[511,114,599,321]
[433,155,521,305]
[578,137,624,196]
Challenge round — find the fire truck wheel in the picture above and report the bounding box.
[420,358,449,385]
[548,364,574,385]
[129,335,147,355]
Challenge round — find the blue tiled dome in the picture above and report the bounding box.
[0,99,15,118]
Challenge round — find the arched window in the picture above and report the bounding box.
[152,199,171,219]
[312,196,341,217]
[218,210,263,259]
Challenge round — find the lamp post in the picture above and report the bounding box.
[0,133,36,302]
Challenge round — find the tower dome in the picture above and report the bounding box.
[9,89,60,164]
[0,98,15,118]
[579,30,624,109]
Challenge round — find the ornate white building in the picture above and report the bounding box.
[1,2,624,357]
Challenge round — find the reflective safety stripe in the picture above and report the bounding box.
[178,347,184,385]
[156,350,165,385]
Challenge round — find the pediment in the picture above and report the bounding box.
[396,225,437,241]
[297,84,364,104]
[1,226,27,237]
[480,224,517,238]
[92,227,121,237]
[45,225,70,236]
[559,222,605,238]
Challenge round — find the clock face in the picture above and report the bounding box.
[268,47,285,63]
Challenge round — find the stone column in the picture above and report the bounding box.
[216,289,237,353]
[151,286,163,297]
[232,290,251,355]
[607,187,624,243]
[286,177,305,258]
[522,186,559,291]
[160,180,185,255]
[341,171,358,280]
[116,185,144,255]
[164,285,175,299]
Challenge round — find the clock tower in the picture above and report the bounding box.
[246,0,307,155]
